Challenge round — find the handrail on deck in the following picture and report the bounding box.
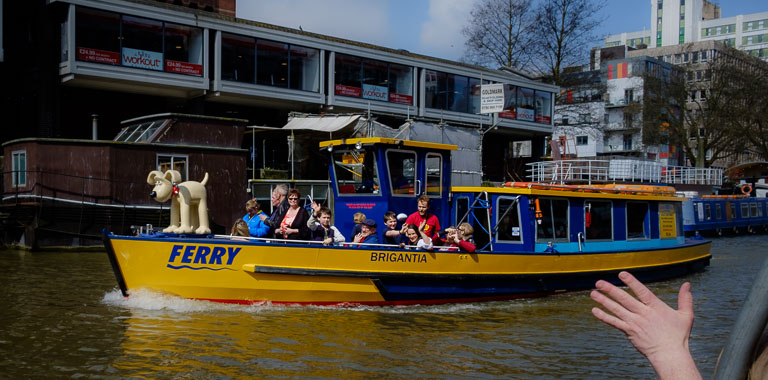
[526,160,723,186]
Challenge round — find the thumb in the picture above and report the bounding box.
[677,282,694,315]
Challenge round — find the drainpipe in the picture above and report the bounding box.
[91,114,98,140]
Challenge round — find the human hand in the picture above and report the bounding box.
[259,214,267,221]
[419,220,427,230]
[591,271,700,380]
[353,233,363,243]
[311,201,321,213]
[323,237,333,246]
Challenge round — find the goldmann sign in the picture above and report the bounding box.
[480,83,505,113]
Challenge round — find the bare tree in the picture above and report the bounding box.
[461,0,534,71]
[529,0,606,86]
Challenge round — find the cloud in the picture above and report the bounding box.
[236,0,392,47]
[418,0,474,60]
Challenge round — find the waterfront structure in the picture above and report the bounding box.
[1,0,557,184]
[605,0,768,61]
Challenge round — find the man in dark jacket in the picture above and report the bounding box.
[259,184,289,237]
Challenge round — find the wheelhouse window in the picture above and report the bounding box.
[12,151,26,187]
[157,154,188,182]
[716,204,722,219]
[741,203,750,218]
[586,200,613,240]
[751,203,759,218]
[455,197,469,226]
[535,198,569,242]
[386,150,416,196]
[497,197,522,242]
[627,202,649,239]
[425,153,442,197]
[332,148,380,196]
[704,204,711,220]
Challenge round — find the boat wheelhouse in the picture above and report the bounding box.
[103,138,711,305]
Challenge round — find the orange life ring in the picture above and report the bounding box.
[741,184,752,195]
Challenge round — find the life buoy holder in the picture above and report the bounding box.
[741,184,752,195]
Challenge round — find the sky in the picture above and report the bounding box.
[236,0,767,62]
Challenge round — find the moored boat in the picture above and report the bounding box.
[103,138,711,305]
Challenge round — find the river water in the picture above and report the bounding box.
[0,235,765,379]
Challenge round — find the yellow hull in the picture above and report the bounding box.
[105,234,711,305]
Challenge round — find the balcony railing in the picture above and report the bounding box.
[527,159,723,186]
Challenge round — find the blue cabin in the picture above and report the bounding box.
[683,196,768,235]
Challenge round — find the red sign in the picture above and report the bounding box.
[165,60,203,76]
[499,109,516,119]
[77,47,119,65]
[335,84,362,97]
[389,93,413,105]
[535,114,552,124]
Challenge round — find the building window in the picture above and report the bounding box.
[624,113,633,128]
[75,8,204,76]
[12,151,26,187]
[624,89,634,104]
[221,33,255,83]
[576,136,589,145]
[562,117,569,125]
[157,154,188,182]
[700,90,707,101]
[256,40,289,88]
[623,134,633,150]
[289,45,321,92]
[604,113,609,124]
[336,54,413,104]
[535,91,552,124]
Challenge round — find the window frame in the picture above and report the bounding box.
[425,153,442,198]
[495,196,523,244]
[385,149,417,198]
[156,154,189,182]
[626,201,650,240]
[585,199,614,241]
[12,150,27,187]
[535,197,570,243]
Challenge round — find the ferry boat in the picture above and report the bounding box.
[103,138,711,305]
[683,193,768,236]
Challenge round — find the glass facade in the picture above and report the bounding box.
[75,7,203,76]
[424,70,481,113]
[221,32,319,92]
[335,53,413,104]
[498,86,551,124]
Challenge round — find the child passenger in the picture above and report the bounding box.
[242,198,269,237]
[307,202,345,246]
[351,212,366,237]
[382,211,403,245]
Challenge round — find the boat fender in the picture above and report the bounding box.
[741,184,753,195]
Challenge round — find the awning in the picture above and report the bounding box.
[282,115,362,132]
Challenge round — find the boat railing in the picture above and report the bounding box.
[212,234,459,251]
[526,160,723,186]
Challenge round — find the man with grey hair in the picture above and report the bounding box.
[259,184,289,237]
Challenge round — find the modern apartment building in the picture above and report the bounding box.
[606,0,768,60]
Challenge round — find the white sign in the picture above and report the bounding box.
[517,107,534,122]
[480,83,505,113]
[362,84,389,102]
[121,47,163,71]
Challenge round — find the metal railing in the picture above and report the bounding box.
[527,160,723,186]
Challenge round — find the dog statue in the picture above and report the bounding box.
[147,169,210,234]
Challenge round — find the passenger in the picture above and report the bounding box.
[402,194,441,240]
[351,212,367,237]
[231,218,250,237]
[399,222,433,250]
[275,188,310,240]
[353,219,380,244]
[436,222,476,253]
[259,184,289,237]
[382,211,404,245]
[242,198,269,237]
[307,202,345,246]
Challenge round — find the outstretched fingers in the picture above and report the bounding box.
[591,305,630,332]
[594,277,646,314]
[619,271,661,308]
[677,282,694,316]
